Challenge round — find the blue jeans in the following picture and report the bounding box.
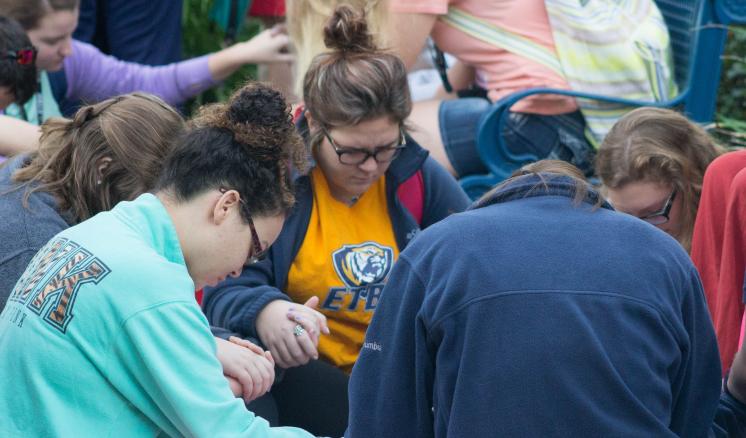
[439,97,595,178]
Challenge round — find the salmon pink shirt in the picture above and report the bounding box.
[391,0,578,115]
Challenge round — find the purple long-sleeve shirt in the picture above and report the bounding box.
[0,40,217,162]
[64,40,218,106]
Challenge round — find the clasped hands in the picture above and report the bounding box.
[215,296,329,402]
[216,336,275,403]
[256,296,330,369]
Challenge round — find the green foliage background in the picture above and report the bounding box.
[716,26,746,147]
[181,0,261,115]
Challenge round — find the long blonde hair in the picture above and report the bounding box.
[286,0,389,97]
[595,107,724,250]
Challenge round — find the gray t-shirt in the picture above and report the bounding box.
[0,156,70,309]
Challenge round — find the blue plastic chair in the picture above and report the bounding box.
[459,0,746,199]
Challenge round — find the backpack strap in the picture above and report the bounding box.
[397,170,424,226]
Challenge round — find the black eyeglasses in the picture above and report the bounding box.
[639,188,677,225]
[5,47,37,65]
[219,188,267,265]
[323,128,407,165]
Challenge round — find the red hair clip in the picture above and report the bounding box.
[5,47,37,65]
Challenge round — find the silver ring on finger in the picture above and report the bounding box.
[293,324,306,337]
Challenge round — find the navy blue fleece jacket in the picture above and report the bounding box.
[347,175,746,437]
[202,138,470,342]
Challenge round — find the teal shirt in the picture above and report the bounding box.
[0,194,313,437]
[3,71,62,125]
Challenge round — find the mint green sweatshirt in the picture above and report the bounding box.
[0,194,314,437]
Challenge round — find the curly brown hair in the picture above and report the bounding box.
[156,81,308,219]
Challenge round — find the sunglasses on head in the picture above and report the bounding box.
[5,47,37,66]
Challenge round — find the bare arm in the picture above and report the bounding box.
[0,116,40,156]
[389,12,438,70]
[390,12,474,97]
[429,61,477,100]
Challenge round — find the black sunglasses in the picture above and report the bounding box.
[639,188,677,225]
[322,128,407,166]
[218,188,267,265]
[5,47,37,66]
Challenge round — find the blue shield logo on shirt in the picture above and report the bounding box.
[332,242,394,288]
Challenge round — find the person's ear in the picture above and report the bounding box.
[212,189,241,226]
[96,157,113,178]
[306,111,317,130]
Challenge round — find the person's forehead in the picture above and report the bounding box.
[33,9,78,36]
[607,181,670,213]
[329,127,400,149]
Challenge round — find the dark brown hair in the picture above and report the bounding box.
[0,0,79,30]
[156,82,308,219]
[302,5,411,152]
[595,107,724,250]
[0,16,36,105]
[12,93,184,223]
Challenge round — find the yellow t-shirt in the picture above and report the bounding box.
[286,168,399,372]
